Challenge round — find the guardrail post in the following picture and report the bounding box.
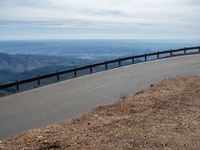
[119,61,121,67]
[74,70,77,78]
[16,80,19,91]
[132,58,135,64]
[90,67,93,73]
[56,72,60,81]
[105,64,108,70]
[184,50,187,54]
[170,52,173,56]
[144,55,147,61]
[37,77,41,86]
[157,53,160,59]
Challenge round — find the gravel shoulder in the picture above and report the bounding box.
[1,75,200,150]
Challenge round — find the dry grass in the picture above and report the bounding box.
[1,75,200,150]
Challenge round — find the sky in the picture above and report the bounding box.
[0,0,200,40]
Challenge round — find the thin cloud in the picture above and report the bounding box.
[0,0,200,39]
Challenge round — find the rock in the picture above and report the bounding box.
[150,84,154,87]
[37,136,43,139]
[93,114,99,118]
[43,140,48,144]
[0,141,4,150]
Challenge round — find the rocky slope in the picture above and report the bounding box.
[2,76,199,150]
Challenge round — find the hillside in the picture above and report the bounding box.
[1,75,200,149]
[0,52,71,73]
[0,52,143,84]
[0,52,94,83]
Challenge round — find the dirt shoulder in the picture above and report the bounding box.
[1,75,200,150]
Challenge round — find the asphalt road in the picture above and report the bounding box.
[1,54,200,140]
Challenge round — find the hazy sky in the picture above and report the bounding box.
[0,0,200,40]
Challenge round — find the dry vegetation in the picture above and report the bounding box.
[1,75,200,150]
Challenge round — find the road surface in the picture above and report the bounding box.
[1,54,200,140]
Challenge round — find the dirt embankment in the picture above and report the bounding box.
[1,75,200,150]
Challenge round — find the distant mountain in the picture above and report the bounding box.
[0,52,95,83]
[0,52,94,73]
[0,52,144,85]
[0,66,68,83]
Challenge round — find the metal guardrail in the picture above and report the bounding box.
[0,46,200,93]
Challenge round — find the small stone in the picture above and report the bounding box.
[66,144,71,147]
[93,114,99,118]
[43,140,48,144]
[37,136,43,139]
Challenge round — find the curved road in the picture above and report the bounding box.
[1,54,200,139]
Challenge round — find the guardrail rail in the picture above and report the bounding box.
[1,46,200,94]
